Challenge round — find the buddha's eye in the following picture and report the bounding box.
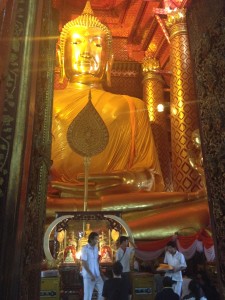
[95,43,102,48]
[71,40,81,45]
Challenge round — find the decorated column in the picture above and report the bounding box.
[142,57,172,191]
[166,9,202,192]
[187,0,225,295]
[0,0,57,299]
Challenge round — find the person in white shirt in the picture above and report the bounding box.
[164,241,187,297]
[81,232,103,300]
[116,236,136,300]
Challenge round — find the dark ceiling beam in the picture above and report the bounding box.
[142,17,158,50]
[119,0,131,24]
[127,1,148,44]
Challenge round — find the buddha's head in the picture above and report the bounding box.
[59,1,113,86]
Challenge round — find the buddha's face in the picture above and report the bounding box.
[64,27,109,83]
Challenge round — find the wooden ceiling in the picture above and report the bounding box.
[52,0,189,85]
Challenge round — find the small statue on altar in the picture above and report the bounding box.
[68,231,77,248]
[99,231,113,264]
[100,245,113,264]
[64,249,76,263]
[63,238,76,263]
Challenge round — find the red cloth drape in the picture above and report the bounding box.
[135,229,213,252]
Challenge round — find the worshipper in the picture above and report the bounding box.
[163,241,187,297]
[154,273,164,294]
[81,232,103,300]
[183,279,207,300]
[181,270,193,299]
[102,261,129,300]
[196,271,220,300]
[154,276,180,300]
[116,236,136,300]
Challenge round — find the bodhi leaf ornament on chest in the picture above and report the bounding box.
[67,90,109,157]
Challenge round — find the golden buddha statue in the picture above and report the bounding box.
[47,1,210,241]
[51,1,163,195]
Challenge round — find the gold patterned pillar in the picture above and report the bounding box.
[0,1,57,299]
[166,9,202,192]
[142,57,172,191]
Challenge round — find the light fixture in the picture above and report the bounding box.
[157,103,170,112]
[157,104,165,112]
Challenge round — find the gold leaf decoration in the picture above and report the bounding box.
[67,90,109,157]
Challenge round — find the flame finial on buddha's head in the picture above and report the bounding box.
[82,1,94,15]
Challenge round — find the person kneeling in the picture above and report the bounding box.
[102,261,130,300]
[155,276,180,300]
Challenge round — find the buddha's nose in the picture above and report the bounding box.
[81,51,91,58]
[81,42,92,58]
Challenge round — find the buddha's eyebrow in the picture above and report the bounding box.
[92,35,103,39]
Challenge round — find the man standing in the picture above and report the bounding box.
[164,241,187,297]
[81,232,103,300]
[116,236,136,299]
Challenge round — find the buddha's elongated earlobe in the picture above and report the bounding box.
[106,54,114,87]
[57,46,65,83]
[59,56,65,83]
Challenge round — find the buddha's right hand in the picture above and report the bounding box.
[50,168,156,198]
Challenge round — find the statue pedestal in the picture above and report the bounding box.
[59,265,83,300]
[131,272,155,300]
[40,271,60,300]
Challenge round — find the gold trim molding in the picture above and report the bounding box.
[142,57,160,73]
[166,9,187,40]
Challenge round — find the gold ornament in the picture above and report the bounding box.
[56,230,65,243]
[111,229,119,242]
[142,57,160,73]
[67,90,109,157]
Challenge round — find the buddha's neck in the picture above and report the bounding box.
[68,80,104,91]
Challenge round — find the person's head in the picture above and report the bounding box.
[182,269,192,278]
[166,241,177,255]
[196,270,210,285]
[119,236,129,247]
[88,231,99,246]
[163,276,176,288]
[112,261,123,276]
[59,1,113,86]
[188,280,202,298]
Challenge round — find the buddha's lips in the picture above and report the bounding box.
[79,55,97,64]
[80,61,92,66]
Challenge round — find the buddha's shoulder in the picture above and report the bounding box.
[53,87,145,106]
[99,90,146,108]
[108,91,142,100]
[54,87,88,98]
